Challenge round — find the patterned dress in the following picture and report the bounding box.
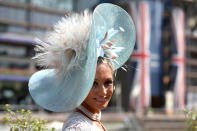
[62,112,106,131]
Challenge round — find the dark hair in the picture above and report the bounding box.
[97,57,114,72]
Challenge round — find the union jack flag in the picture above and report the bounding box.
[129,1,151,111]
[172,8,186,110]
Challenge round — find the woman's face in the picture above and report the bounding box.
[82,63,114,114]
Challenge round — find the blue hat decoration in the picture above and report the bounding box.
[29,3,135,112]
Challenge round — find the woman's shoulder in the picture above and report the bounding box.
[62,112,94,131]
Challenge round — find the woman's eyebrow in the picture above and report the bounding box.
[105,78,113,81]
[94,78,98,81]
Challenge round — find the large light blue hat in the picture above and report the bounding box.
[29,3,135,112]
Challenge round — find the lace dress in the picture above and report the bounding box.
[62,112,106,131]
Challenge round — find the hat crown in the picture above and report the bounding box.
[29,3,136,112]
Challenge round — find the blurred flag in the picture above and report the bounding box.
[172,8,186,110]
[129,1,151,111]
[129,1,164,112]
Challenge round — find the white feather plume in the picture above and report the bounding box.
[33,10,92,77]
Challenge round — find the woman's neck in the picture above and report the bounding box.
[81,102,101,114]
[77,104,101,121]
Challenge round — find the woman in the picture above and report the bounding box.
[28,3,135,131]
[63,57,114,130]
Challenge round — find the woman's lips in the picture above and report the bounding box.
[94,97,107,103]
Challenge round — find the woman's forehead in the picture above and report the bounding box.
[97,63,112,71]
[95,64,113,78]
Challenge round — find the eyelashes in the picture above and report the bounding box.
[93,80,113,88]
[93,81,98,87]
[105,80,113,86]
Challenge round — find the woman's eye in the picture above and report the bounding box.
[105,80,113,86]
[93,81,98,86]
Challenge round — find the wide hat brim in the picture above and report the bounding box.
[92,3,135,70]
[29,3,135,112]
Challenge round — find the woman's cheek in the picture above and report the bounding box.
[108,87,114,98]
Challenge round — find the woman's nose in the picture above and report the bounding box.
[98,85,107,95]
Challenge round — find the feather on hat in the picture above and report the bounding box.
[34,10,92,78]
[29,3,136,112]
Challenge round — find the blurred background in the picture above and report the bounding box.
[0,0,197,130]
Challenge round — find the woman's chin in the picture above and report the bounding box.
[96,103,109,110]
